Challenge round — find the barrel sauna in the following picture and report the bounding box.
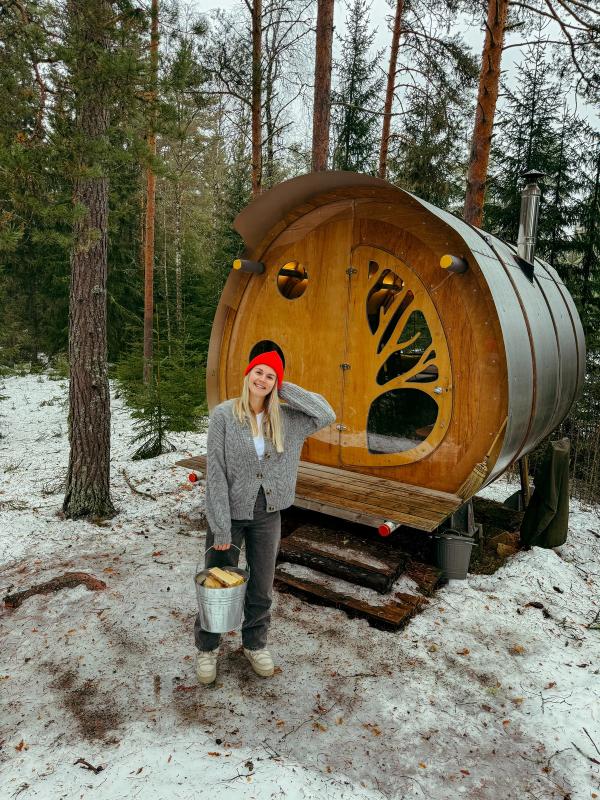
[205,172,585,532]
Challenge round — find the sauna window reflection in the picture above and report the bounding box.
[277,261,308,299]
[366,268,404,335]
[367,389,439,453]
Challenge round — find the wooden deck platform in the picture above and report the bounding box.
[175,455,462,532]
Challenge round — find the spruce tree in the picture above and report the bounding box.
[572,132,600,347]
[484,42,582,255]
[386,39,477,210]
[331,0,383,173]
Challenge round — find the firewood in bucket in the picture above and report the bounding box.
[199,568,245,588]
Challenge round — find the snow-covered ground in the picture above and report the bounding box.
[1,373,599,800]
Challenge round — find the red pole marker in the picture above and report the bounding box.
[188,472,198,483]
[378,520,399,537]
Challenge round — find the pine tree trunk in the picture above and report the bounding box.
[264,52,275,188]
[174,179,183,331]
[63,0,115,519]
[143,0,159,384]
[378,0,404,180]
[463,0,509,227]
[251,0,262,197]
[162,201,172,354]
[311,0,334,172]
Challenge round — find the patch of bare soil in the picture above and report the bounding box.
[48,666,123,743]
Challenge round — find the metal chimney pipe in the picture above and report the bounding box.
[517,169,545,263]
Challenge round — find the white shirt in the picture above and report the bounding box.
[253,411,265,460]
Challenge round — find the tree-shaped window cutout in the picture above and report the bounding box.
[375,310,435,385]
[362,259,449,457]
[277,261,308,299]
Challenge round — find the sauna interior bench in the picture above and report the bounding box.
[176,454,463,532]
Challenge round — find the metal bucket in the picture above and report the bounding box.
[434,530,475,580]
[194,546,249,633]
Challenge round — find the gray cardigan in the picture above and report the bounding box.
[205,381,336,545]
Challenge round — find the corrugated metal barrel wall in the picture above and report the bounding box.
[416,199,585,484]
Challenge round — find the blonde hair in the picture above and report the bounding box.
[233,374,285,453]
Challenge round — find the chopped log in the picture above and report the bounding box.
[4,572,107,609]
[275,564,427,630]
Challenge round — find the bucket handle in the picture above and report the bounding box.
[204,544,241,555]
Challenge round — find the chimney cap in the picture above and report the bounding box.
[521,168,546,184]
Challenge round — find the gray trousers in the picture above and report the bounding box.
[194,487,281,652]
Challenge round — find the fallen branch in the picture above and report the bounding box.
[584,727,600,758]
[571,741,600,766]
[4,572,107,609]
[220,769,255,784]
[121,468,157,501]
[73,758,104,774]
[278,700,337,741]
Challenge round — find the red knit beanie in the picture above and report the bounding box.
[244,350,284,389]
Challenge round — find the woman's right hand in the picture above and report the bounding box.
[213,543,231,551]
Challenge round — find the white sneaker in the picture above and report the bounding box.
[243,647,274,677]
[196,650,217,684]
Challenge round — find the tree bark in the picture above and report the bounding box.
[162,201,172,353]
[143,0,159,384]
[463,0,509,227]
[63,0,115,519]
[311,0,334,172]
[378,0,404,180]
[174,179,183,331]
[251,0,262,197]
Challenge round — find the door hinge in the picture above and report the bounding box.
[340,363,351,370]
[345,266,357,277]
[336,424,347,431]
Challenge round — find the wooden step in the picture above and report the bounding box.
[278,522,406,593]
[175,454,462,532]
[404,560,443,596]
[275,562,428,631]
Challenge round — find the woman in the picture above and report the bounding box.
[194,350,336,685]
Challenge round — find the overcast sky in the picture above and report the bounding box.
[186,0,596,130]
[187,0,522,74]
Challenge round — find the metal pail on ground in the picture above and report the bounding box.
[194,548,249,633]
[434,530,475,580]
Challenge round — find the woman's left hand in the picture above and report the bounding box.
[213,543,231,551]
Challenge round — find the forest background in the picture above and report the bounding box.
[0,0,599,509]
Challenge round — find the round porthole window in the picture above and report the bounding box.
[277,261,308,299]
[248,340,286,368]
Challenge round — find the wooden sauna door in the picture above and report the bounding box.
[226,212,353,468]
[339,245,453,467]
